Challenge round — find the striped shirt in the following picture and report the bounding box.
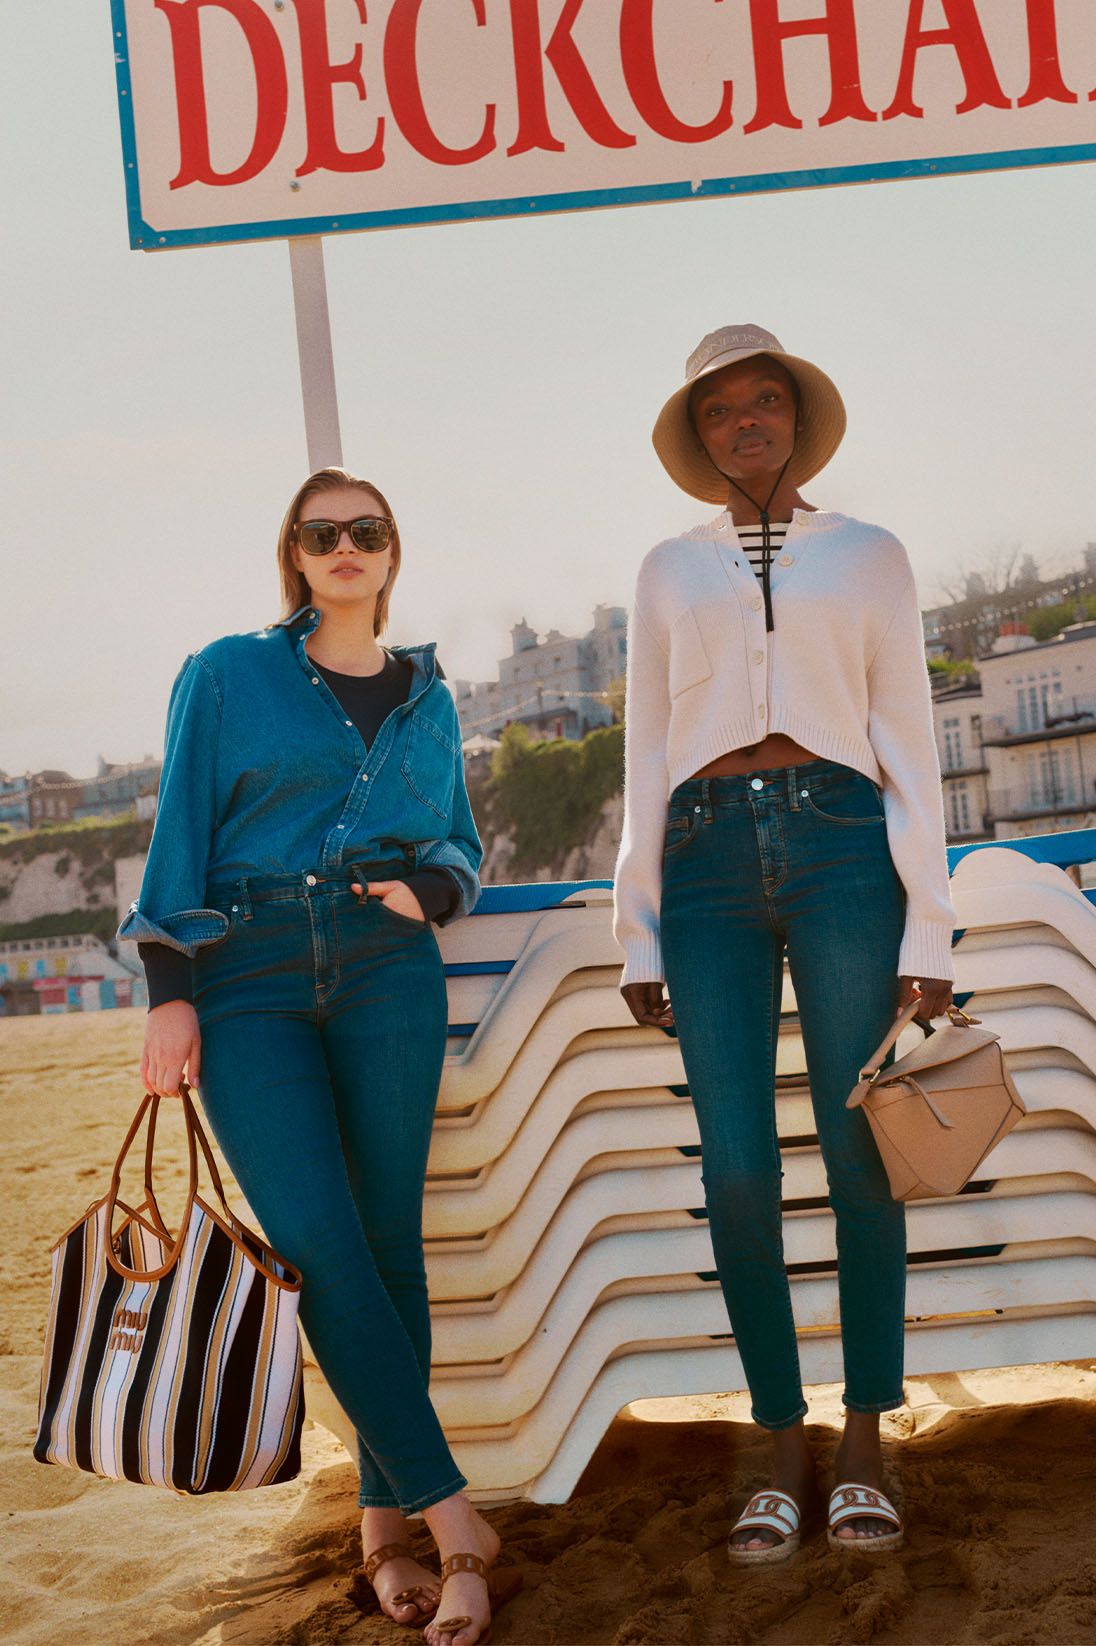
[735,520,791,579]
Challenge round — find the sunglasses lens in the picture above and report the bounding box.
[349,518,392,553]
[298,521,340,555]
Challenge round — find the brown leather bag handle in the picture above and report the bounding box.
[104,1086,234,1280]
[142,1082,232,1212]
[847,1003,978,1110]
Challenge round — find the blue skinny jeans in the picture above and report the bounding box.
[193,863,466,1513]
[659,761,908,1430]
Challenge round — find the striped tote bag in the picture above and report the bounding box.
[35,1086,305,1494]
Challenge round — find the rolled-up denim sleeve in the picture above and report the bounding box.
[117,653,230,956]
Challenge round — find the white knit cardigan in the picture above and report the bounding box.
[613,508,955,987]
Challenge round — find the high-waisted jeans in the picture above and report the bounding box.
[193,863,465,1512]
[659,761,908,1430]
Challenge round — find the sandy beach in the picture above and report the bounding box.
[3,1008,1095,1646]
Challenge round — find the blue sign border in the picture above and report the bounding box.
[110,0,1096,253]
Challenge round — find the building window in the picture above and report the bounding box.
[942,716,964,771]
[1016,673,1063,733]
[948,780,971,834]
[1028,747,1078,810]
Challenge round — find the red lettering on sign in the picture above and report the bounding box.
[293,0,384,176]
[1018,0,1078,108]
[155,0,288,188]
[883,0,1010,121]
[507,0,635,156]
[385,0,496,165]
[619,0,733,144]
[744,0,876,133]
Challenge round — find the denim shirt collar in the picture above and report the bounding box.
[274,606,439,704]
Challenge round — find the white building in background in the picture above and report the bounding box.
[931,621,1096,843]
[932,681,990,844]
[979,622,1096,838]
[454,605,627,743]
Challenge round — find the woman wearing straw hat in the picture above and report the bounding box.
[614,327,954,1561]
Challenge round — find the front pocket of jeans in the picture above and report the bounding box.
[802,787,884,826]
[372,898,428,932]
[663,814,699,854]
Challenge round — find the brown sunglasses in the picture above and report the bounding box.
[296,517,393,555]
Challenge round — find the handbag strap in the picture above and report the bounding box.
[104,1085,234,1281]
[847,1002,979,1110]
[143,1081,233,1214]
[105,1091,198,1279]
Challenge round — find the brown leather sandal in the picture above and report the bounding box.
[432,1552,523,1645]
[363,1541,440,1625]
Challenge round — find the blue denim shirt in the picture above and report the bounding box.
[118,608,482,956]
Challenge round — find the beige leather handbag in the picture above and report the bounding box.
[846,1002,1026,1201]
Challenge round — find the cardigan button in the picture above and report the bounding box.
[778,553,793,566]
[752,596,762,611]
[753,651,763,665]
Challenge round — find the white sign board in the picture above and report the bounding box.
[111,0,1096,249]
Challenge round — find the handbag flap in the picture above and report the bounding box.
[876,1023,1002,1083]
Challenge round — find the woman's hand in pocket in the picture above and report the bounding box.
[352,880,425,923]
[141,1001,202,1097]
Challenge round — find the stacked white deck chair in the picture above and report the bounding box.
[302,845,1096,1504]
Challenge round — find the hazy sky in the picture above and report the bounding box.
[4,5,1096,777]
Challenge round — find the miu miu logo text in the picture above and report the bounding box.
[109,1305,148,1352]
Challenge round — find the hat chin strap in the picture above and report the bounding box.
[714,452,793,634]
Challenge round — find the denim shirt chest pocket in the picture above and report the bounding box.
[400,708,456,822]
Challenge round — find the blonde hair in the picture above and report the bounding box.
[276,468,402,637]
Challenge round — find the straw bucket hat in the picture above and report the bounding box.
[652,324,847,503]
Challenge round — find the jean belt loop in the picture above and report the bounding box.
[788,766,801,811]
[236,877,253,920]
[700,778,713,822]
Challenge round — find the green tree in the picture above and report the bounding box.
[490,722,624,867]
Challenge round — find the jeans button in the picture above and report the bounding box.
[305,874,317,887]
[751,778,764,791]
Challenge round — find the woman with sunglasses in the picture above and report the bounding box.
[615,329,954,1563]
[122,468,520,1646]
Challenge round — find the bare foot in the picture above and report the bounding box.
[832,1412,898,1542]
[361,1506,441,1624]
[729,1420,816,1555]
[422,1498,502,1646]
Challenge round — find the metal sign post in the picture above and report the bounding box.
[287,237,342,474]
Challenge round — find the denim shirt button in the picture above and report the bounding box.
[311,677,320,685]
[361,774,369,782]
